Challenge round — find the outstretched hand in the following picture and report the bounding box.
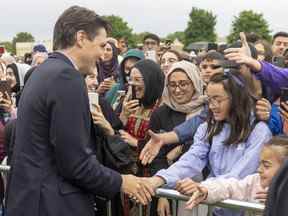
[139,130,164,165]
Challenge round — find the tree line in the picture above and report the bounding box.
[1,7,271,54]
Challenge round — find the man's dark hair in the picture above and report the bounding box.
[201,51,225,62]
[273,31,288,43]
[143,33,160,45]
[53,6,111,50]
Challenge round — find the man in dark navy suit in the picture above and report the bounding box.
[6,6,153,216]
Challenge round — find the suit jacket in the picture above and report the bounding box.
[6,52,122,216]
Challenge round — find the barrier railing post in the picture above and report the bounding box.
[155,188,265,214]
[106,200,112,216]
[138,203,143,216]
[207,205,214,216]
[172,200,177,216]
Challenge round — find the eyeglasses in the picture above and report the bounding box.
[161,58,178,65]
[167,80,192,91]
[200,64,222,70]
[206,96,230,107]
[129,77,144,86]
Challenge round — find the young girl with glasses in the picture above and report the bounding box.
[146,71,272,216]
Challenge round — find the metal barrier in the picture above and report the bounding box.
[0,166,265,216]
[155,188,265,216]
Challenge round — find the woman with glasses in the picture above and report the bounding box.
[148,61,206,216]
[144,71,272,216]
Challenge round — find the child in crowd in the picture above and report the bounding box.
[185,136,288,209]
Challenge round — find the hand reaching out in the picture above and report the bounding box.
[139,130,164,165]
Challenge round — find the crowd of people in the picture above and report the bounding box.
[0,5,288,216]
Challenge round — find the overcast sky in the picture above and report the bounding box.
[1,0,288,42]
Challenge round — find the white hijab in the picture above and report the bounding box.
[162,60,207,119]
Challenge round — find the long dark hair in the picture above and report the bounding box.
[254,40,273,63]
[132,59,164,108]
[206,70,256,145]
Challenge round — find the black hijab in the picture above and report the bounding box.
[6,63,20,93]
[98,41,119,83]
[133,59,164,108]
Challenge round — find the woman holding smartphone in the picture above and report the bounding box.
[96,41,118,95]
[119,59,164,216]
[119,59,164,149]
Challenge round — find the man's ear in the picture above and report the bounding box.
[75,30,87,48]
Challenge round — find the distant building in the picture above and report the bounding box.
[16,40,52,57]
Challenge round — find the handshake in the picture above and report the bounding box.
[120,175,165,205]
[121,175,208,210]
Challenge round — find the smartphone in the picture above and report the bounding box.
[280,88,288,111]
[273,56,286,68]
[0,80,12,99]
[117,90,126,97]
[145,50,157,62]
[88,92,99,112]
[127,81,137,101]
[104,77,114,82]
[131,86,137,100]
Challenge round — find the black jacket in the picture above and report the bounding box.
[6,52,122,216]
